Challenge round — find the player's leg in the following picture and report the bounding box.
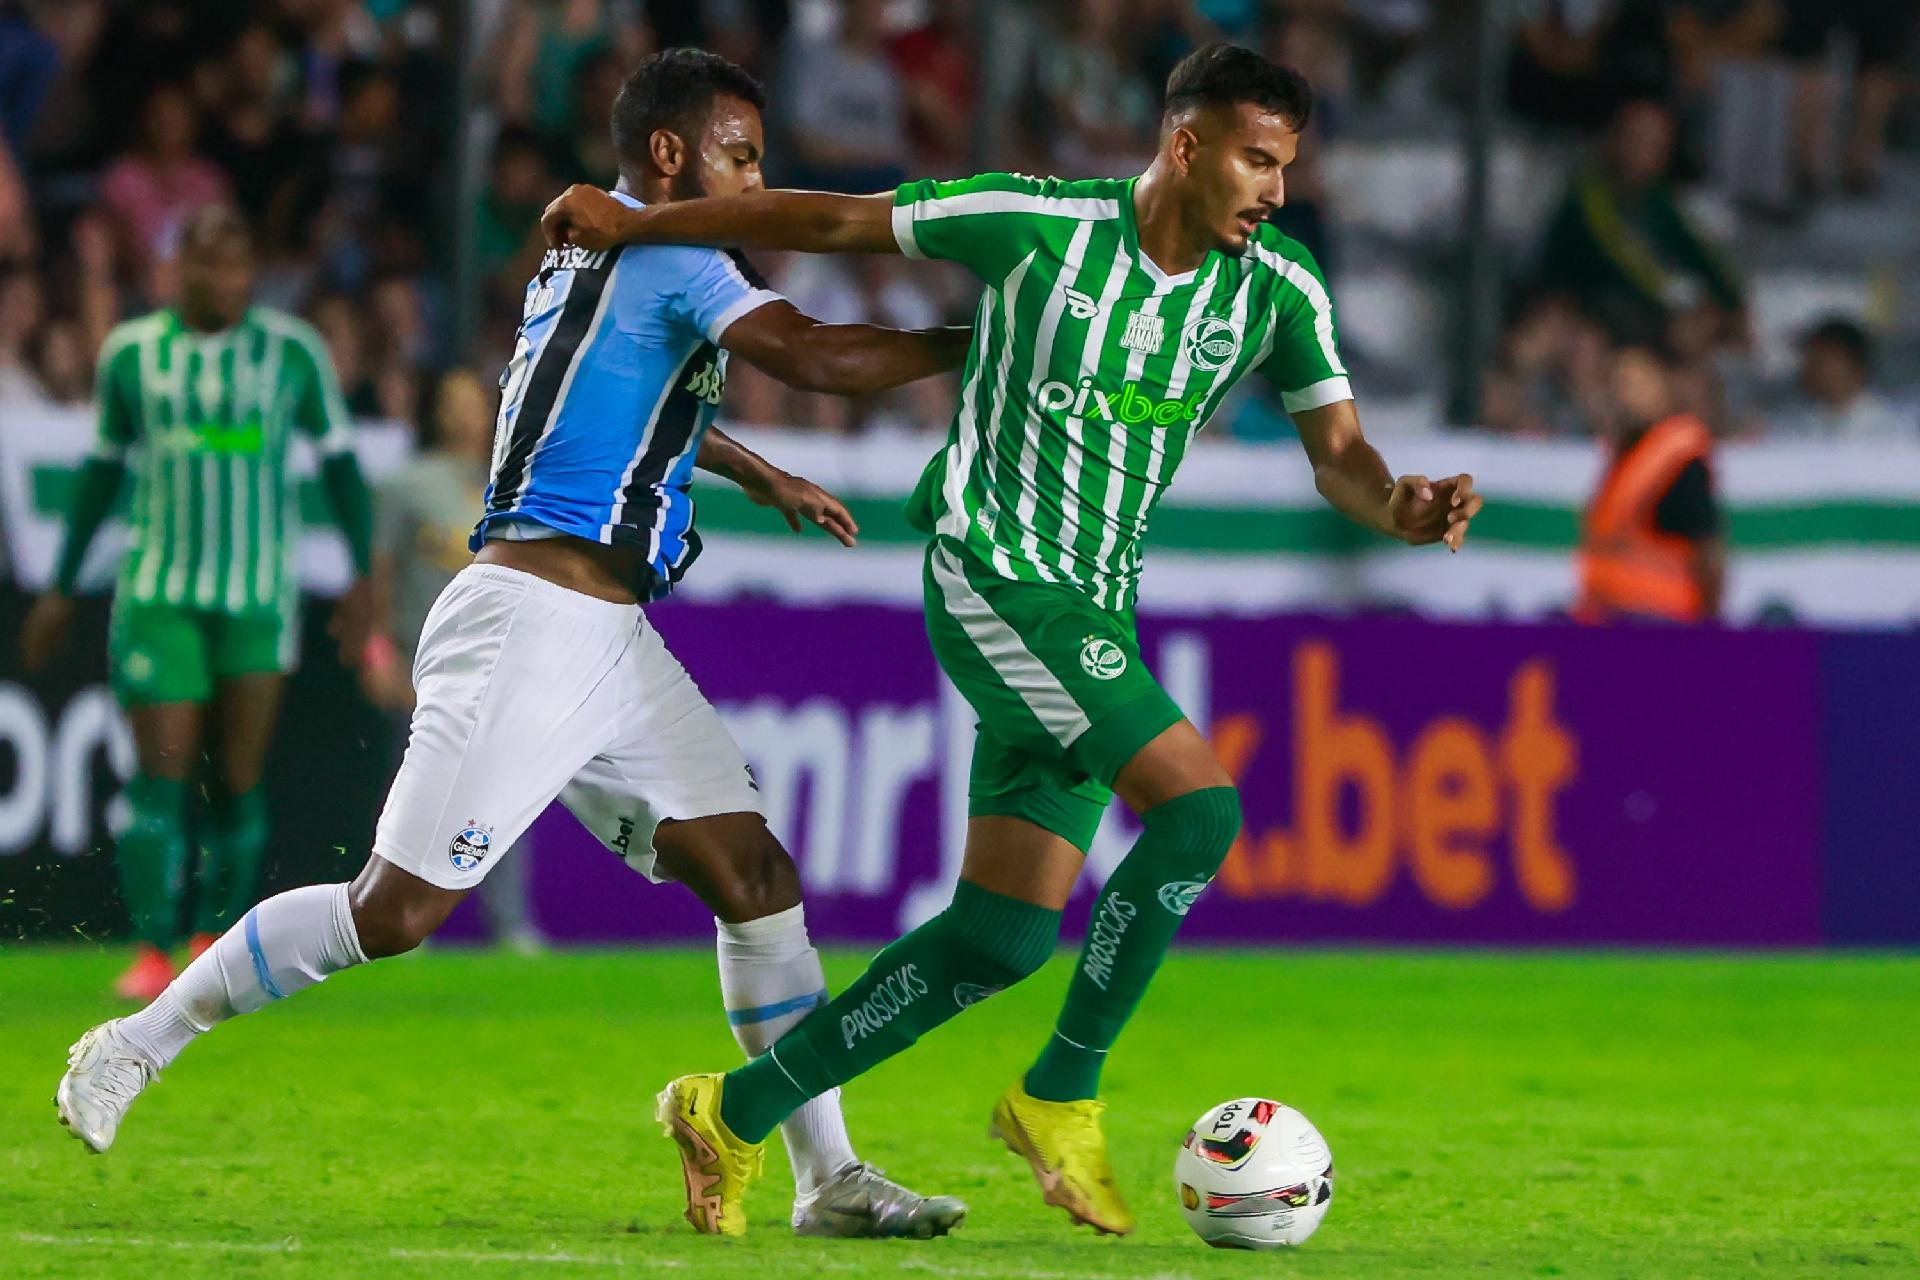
[1022,720,1238,1105]
[57,565,624,1152]
[649,812,965,1237]
[191,669,286,945]
[562,619,964,1237]
[107,599,214,1000]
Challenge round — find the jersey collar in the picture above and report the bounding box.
[1121,175,1207,289]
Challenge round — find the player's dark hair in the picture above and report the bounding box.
[611,48,766,173]
[1804,316,1872,370]
[1163,44,1313,131]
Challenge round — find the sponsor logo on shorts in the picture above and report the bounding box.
[1182,316,1242,371]
[1157,878,1212,916]
[1080,635,1127,681]
[841,963,929,1048]
[953,982,1003,1009]
[1081,895,1138,990]
[611,817,636,854]
[449,823,492,872]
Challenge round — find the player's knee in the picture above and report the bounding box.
[947,905,1056,987]
[346,879,448,959]
[1143,785,1243,875]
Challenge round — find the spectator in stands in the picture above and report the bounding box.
[1783,0,1917,197]
[555,47,625,186]
[1771,318,1914,441]
[98,82,232,292]
[1538,100,1745,348]
[27,313,88,404]
[1482,292,1615,437]
[887,0,976,174]
[1031,0,1158,175]
[490,0,650,138]
[0,0,60,151]
[1575,343,1724,624]
[0,261,43,403]
[778,0,908,192]
[1507,0,1670,134]
[309,290,380,416]
[474,126,552,316]
[202,23,307,236]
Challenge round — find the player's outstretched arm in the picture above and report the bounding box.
[697,426,859,547]
[20,455,125,672]
[543,185,900,256]
[722,299,970,397]
[1292,399,1482,552]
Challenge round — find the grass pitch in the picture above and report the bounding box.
[0,946,1914,1279]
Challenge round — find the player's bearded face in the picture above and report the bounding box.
[1181,105,1299,256]
[676,96,766,202]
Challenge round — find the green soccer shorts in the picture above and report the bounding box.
[922,535,1185,852]
[108,597,296,706]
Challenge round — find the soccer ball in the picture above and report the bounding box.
[1173,1097,1334,1249]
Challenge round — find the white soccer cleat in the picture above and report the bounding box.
[55,1020,157,1153]
[791,1161,968,1239]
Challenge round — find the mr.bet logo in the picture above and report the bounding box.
[449,823,492,872]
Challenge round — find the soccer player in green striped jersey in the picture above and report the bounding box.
[22,208,374,1002]
[545,44,1483,1236]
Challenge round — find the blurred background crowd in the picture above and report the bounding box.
[1,0,1917,445]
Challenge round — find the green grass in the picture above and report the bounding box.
[1,947,1915,1278]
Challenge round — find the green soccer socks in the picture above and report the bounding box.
[1024,786,1242,1102]
[118,774,190,948]
[193,786,270,935]
[720,880,1061,1143]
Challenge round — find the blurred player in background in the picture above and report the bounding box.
[360,369,544,952]
[19,207,373,1002]
[544,42,1484,1237]
[57,49,972,1241]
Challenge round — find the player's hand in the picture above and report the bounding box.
[745,470,860,547]
[1387,473,1482,552]
[19,592,75,674]
[541,185,633,251]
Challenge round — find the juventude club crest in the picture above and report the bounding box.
[1119,309,1165,355]
[1182,316,1242,371]
[1079,635,1128,680]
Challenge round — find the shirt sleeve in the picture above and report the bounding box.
[91,334,140,458]
[284,320,355,452]
[891,172,1108,283]
[668,248,784,345]
[1258,243,1353,414]
[1654,457,1720,538]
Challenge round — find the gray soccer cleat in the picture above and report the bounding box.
[55,1020,157,1153]
[791,1162,968,1239]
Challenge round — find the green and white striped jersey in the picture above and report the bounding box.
[92,307,353,615]
[895,172,1351,610]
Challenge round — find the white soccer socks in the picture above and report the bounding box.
[715,904,856,1195]
[119,882,369,1070]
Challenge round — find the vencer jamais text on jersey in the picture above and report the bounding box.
[896,172,1350,611]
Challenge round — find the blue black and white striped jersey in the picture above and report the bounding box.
[473,190,781,600]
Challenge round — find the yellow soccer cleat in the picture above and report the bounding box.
[656,1073,765,1237]
[989,1082,1136,1236]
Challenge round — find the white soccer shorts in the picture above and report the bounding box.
[371,563,762,891]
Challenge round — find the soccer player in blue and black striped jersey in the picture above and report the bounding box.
[61,49,971,1240]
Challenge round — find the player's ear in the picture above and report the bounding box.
[649,128,685,178]
[1167,123,1200,176]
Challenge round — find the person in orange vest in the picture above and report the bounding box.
[1575,343,1724,623]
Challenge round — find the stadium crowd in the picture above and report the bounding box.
[0,0,1915,444]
